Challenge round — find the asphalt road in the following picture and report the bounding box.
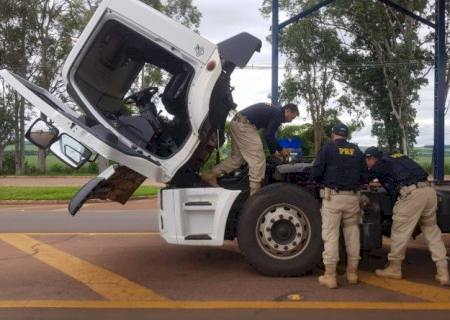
[0,204,159,233]
[1,200,450,320]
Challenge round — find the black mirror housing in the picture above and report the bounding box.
[25,119,59,149]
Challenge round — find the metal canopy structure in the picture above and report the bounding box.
[271,0,448,181]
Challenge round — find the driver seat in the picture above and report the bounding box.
[116,115,155,149]
[162,72,190,115]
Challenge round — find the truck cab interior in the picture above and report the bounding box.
[71,19,194,158]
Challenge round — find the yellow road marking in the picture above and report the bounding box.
[0,234,167,301]
[0,300,450,310]
[1,233,448,305]
[359,271,450,302]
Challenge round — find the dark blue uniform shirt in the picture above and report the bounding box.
[368,154,428,198]
[240,103,284,154]
[312,139,367,190]
[368,159,397,196]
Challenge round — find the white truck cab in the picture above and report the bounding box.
[0,0,261,245]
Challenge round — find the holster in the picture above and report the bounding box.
[399,185,416,198]
[320,188,331,201]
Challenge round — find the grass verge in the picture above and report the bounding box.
[0,186,159,201]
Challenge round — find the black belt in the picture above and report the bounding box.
[400,180,429,188]
[326,187,359,193]
[233,114,253,125]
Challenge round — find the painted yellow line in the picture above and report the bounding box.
[359,271,450,302]
[0,300,450,310]
[0,234,167,301]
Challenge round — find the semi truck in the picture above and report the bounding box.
[2,0,450,276]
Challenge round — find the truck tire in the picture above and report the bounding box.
[237,183,322,276]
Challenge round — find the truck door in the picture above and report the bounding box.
[0,70,166,214]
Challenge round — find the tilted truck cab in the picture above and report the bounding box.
[1,0,261,247]
[3,0,450,277]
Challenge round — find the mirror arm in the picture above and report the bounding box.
[88,153,99,163]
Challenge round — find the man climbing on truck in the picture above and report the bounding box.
[202,103,299,195]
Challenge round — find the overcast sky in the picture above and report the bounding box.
[193,0,449,147]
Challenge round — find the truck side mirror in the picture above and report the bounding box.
[25,119,59,149]
[50,134,92,169]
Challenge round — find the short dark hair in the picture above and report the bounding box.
[282,103,299,115]
[364,147,383,159]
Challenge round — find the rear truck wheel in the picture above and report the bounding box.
[237,183,322,276]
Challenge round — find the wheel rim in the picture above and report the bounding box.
[256,203,312,260]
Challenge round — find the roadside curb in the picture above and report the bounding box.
[0,196,157,206]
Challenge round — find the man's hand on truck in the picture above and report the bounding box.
[277,148,291,158]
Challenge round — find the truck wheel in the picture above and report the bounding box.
[237,183,322,276]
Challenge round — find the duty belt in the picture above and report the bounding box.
[399,181,432,198]
[322,187,360,197]
[233,113,252,125]
[331,189,359,196]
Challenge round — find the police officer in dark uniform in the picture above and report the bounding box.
[312,123,366,289]
[202,103,298,195]
[365,147,449,285]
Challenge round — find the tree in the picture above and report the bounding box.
[0,0,37,174]
[0,82,15,173]
[163,0,201,30]
[136,0,201,89]
[32,0,89,173]
[262,0,363,154]
[329,0,430,154]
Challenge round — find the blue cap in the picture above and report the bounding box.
[331,123,349,137]
[364,147,383,159]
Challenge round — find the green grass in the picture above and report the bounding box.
[2,149,97,176]
[131,186,160,198]
[4,143,38,152]
[0,186,160,201]
[24,154,65,168]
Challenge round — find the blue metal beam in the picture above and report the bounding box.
[279,0,337,31]
[272,0,337,105]
[271,0,279,105]
[377,0,435,29]
[434,0,447,181]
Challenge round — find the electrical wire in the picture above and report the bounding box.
[243,60,435,70]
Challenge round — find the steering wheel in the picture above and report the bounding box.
[123,86,159,105]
